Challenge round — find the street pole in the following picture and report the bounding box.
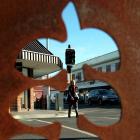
[46,86,50,110]
[67,65,72,83]
[54,44,75,111]
[46,38,48,49]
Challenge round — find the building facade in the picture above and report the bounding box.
[71,51,120,102]
[11,40,63,112]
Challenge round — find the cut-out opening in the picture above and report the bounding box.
[15,1,120,78]
[10,85,65,127]
[76,80,121,126]
[10,86,48,113]
[9,82,120,139]
[63,80,121,127]
[9,84,101,139]
[37,2,120,72]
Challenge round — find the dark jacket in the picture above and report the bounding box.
[67,85,78,103]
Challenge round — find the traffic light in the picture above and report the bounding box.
[65,45,75,65]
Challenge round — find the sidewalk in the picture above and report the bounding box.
[11,109,77,120]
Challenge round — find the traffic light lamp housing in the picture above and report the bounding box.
[65,45,75,65]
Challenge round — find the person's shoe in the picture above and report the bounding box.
[76,115,79,118]
[68,116,71,118]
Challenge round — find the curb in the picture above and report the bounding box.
[11,111,76,119]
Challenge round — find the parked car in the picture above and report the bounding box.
[63,90,84,104]
[78,94,85,104]
[88,89,119,105]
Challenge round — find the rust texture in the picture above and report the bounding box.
[0,0,140,140]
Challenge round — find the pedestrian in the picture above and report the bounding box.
[67,80,79,118]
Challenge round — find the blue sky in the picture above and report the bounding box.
[38,2,118,67]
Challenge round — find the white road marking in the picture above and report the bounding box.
[32,119,98,137]
[80,109,120,114]
[93,116,119,120]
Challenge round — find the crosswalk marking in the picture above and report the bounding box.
[33,119,98,137]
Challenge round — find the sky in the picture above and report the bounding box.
[38,2,118,68]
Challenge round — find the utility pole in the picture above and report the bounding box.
[46,38,49,49]
[46,38,50,109]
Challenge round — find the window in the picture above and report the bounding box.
[89,81,95,85]
[106,65,111,72]
[72,74,75,80]
[76,72,81,82]
[97,67,102,72]
[115,62,120,71]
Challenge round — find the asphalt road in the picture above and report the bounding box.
[11,104,121,140]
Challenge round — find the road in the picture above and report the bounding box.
[11,104,121,140]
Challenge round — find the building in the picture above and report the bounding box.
[11,40,63,112]
[71,51,120,102]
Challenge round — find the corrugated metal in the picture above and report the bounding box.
[23,40,53,55]
[17,40,63,71]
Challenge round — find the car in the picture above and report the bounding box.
[78,94,85,104]
[87,89,119,105]
[63,90,85,104]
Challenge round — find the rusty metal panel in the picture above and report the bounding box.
[0,0,139,139]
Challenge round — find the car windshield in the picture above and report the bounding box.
[99,90,116,95]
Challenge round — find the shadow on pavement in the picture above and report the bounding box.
[64,103,121,109]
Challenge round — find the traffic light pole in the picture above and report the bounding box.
[56,44,75,111]
[67,65,72,83]
[67,73,71,84]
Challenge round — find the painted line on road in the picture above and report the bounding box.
[93,116,119,120]
[33,119,97,138]
[79,110,120,115]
